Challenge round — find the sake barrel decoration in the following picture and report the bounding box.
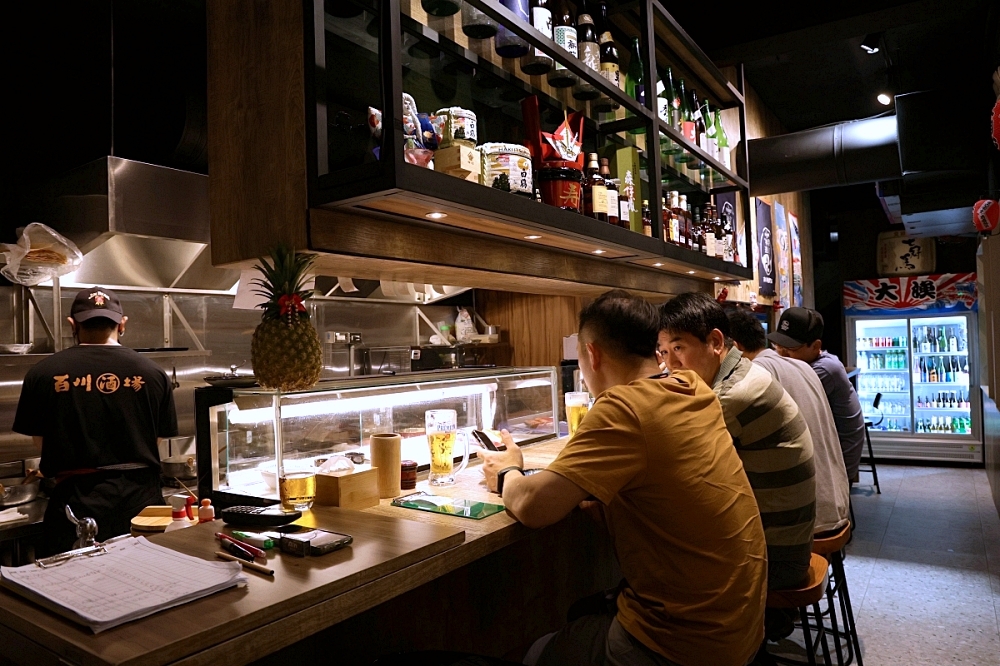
[250,245,323,391]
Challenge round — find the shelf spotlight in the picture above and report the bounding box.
[592,249,606,255]
[687,270,696,274]
[524,235,542,240]
[653,262,663,267]
[425,212,448,219]
[860,34,880,54]
[713,276,721,280]
[877,93,892,106]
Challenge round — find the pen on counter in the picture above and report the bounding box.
[216,550,275,576]
[216,532,266,559]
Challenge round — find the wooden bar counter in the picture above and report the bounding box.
[0,438,617,665]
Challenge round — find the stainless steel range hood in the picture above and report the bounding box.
[30,156,240,291]
[29,157,468,301]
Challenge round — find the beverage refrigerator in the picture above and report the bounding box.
[843,273,981,462]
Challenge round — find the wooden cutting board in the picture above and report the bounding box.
[130,505,198,534]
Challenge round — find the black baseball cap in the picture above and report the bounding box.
[768,307,823,349]
[70,287,124,324]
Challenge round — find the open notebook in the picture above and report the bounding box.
[0,536,246,633]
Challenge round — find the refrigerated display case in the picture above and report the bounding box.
[844,273,980,462]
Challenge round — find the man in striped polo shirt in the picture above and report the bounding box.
[658,293,816,598]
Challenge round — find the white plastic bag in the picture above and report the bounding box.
[455,308,476,342]
[1,223,83,286]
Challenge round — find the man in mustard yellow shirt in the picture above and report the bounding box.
[479,290,767,666]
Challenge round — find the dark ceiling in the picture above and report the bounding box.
[665,0,999,132]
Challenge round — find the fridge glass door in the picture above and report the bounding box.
[909,315,973,436]
[854,318,911,432]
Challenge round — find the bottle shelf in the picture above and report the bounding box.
[913,381,969,386]
[858,368,909,373]
[856,346,909,351]
[912,351,968,356]
[915,408,970,413]
[858,390,908,395]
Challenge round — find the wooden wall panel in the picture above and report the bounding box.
[207,0,309,266]
[979,233,1000,516]
[475,290,583,368]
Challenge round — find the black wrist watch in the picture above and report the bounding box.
[496,466,523,496]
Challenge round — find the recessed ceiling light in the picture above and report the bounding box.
[877,93,892,106]
[592,249,606,255]
[860,33,880,54]
[524,235,542,240]
[687,270,696,274]
[713,276,721,280]
[425,212,447,219]
[653,262,663,267]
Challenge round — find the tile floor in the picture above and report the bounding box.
[845,465,1000,665]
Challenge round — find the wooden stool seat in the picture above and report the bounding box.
[768,553,830,609]
[813,523,851,555]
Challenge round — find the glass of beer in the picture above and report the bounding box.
[565,392,591,438]
[279,466,317,511]
[425,409,469,486]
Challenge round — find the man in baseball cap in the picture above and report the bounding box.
[13,286,177,554]
[770,308,865,482]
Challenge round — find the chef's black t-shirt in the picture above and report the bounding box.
[13,345,178,478]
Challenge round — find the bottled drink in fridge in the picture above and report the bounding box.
[495,0,531,58]
[519,0,553,75]
[948,327,958,352]
[547,0,577,87]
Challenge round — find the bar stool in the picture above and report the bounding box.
[766,553,833,666]
[813,524,863,666]
[859,395,882,494]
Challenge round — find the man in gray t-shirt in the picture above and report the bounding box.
[768,307,866,483]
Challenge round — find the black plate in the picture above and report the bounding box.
[204,375,258,388]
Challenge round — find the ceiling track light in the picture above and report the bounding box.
[877,93,892,106]
[860,33,881,54]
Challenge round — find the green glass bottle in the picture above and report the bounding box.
[625,37,645,134]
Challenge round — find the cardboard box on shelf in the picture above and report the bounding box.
[599,145,642,233]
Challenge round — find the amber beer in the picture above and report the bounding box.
[426,409,460,486]
[279,471,317,510]
[565,391,591,437]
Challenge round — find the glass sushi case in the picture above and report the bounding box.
[195,367,558,506]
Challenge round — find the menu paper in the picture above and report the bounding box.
[0,537,246,633]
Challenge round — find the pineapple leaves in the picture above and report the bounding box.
[251,244,316,321]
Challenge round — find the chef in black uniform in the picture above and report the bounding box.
[13,287,177,555]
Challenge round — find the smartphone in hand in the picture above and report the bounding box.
[472,430,499,451]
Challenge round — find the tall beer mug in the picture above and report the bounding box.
[425,409,469,486]
[565,392,591,437]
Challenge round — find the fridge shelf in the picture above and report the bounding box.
[913,381,968,386]
[915,408,970,413]
[858,390,908,395]
[912,351,968,356]
[858,346,909,351]
[859,369,909,373]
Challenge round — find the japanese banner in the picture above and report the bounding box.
[843,273,978,315]
[774,202,791,307]
[755,199,775,297]
[789,212,803,307]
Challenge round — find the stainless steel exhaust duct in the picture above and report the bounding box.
[747,116,901,197]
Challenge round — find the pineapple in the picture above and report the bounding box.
[250,245,323,391]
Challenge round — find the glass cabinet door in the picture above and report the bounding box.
[854,317,911,432]
[909,315,972,436]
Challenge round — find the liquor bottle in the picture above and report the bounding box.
[691,89,706,151]
[422,0,460,18]
[912,329,920,350]
[683,199,693,250]
[625,37,645,133]
[495,0,531,58]
[703,102,718,155]
[678,79,696,143]
[937,326,947,355]
[714,205,725,259]
[957,328,966,351]
[919,356,927,382]
[960,356,969,384]
[722,208,734,262]
[677,197,687,248]
[641,199,652,237]
[703,203,715,257]
[924,327,933,353]
[948,327,958,352]
[601,159,619,226]
[594,2,620,112]
[520,0,553,75]
[678,195,690,245]
[547,1,577,87]
[929,357,937,382]
[661,196,672,243]
[583,153,608,222]
[462,2,499,38]
[944,356,954,382]
[572,12,600,100]
[715,108,730,169]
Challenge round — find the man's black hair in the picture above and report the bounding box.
[726,308,767,353]
[78,317,118,334]
[658,292,730,342]
[578,289,659,359]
